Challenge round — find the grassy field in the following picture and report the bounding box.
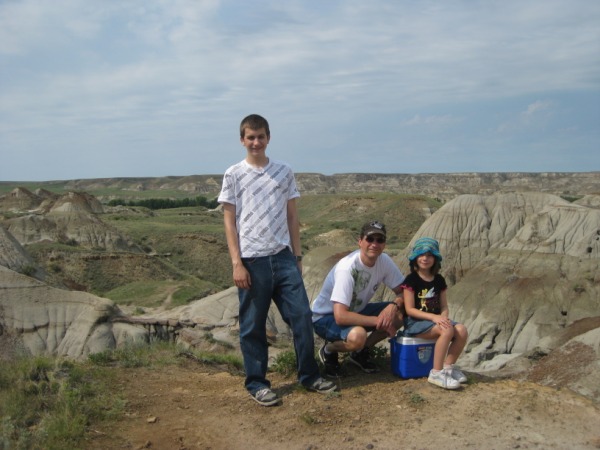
[9,190,439,308]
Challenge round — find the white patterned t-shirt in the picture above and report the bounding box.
[218,159,300,258]
[311,250,405,322]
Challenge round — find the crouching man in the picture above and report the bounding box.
[311,221,405,377]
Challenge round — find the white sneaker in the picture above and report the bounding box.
[444,365,467,383]
[428,369,460,390]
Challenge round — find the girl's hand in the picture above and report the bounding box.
[433,316,452,329]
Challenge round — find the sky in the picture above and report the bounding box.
[1,0,599,181]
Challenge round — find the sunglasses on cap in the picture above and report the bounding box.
[365,236,386,244]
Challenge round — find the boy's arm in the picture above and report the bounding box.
[286,198,303,262]
[222,203,251,289]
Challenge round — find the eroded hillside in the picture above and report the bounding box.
[1,181,599,406]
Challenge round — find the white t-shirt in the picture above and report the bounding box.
[311,250,405,322]
[218,158,300,258]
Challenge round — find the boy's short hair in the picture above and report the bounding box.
[240,114,270,138]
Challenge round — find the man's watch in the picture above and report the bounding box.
[295,255,303,262]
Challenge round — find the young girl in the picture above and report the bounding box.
[401,237,468,389]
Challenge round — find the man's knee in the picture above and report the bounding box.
[345,327,368,350]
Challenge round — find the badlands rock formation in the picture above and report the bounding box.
[397,192,600,400]
[0,265,144,360]
[1,189,599,402]
[0,225,36,273]
[2,188,141,252]
[12,171,597,201]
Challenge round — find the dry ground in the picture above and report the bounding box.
[84,360,600,450]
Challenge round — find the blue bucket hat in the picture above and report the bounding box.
[408,237,442,262]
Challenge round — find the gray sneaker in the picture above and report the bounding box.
[428,369,460,390]
[251,387,281,406]
[445,365,468,383]
[305,377,338,394]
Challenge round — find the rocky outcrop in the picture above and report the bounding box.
[2,191,141,252]
[0,187,42,212]
[0,266,146,359]
[397,192,600,401]
[0,224,38,274]
[575,194,600,209]
[402,193,600,282]
[0,268,241,360]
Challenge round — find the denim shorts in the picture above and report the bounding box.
[312,302,392,342]
[403,316,457,337]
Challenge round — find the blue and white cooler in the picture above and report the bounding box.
[390,336,436,379]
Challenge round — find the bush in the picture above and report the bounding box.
[271,350,298,377]
[19,264,37,277]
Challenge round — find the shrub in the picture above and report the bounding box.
[19,264,37,277]
[271,350,298,377]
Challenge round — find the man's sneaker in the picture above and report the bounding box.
[251,387,281,406]
[318,343,342,378]
[444,365,468,383]
[428,369,461,390]
[348,347,379,373]
[305,377,338,394]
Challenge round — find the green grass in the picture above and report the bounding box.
[0,341,244,449]
[0,356,123,450]
[104,280,177,307]
[87,341,243,371]
[297,193,441,251]
[271,350,299,377]
[12,191,436,313]
[272,345,390,378]
[104,278,216,307]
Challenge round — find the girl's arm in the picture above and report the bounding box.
[440,289,449,319]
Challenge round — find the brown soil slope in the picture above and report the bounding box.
[85,362,600,450]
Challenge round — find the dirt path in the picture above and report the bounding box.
[85,361,600,450]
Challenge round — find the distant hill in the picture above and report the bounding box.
[1,172,598,201]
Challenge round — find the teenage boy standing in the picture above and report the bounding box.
[218,114,337,406]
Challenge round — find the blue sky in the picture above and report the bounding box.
[1,0,599,181]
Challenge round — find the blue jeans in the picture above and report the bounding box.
[313,302,392,342]
[238,248,320,394]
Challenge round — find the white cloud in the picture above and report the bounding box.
[1,0,599,179]
[401,114,461,127]
[522,101,553,117]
